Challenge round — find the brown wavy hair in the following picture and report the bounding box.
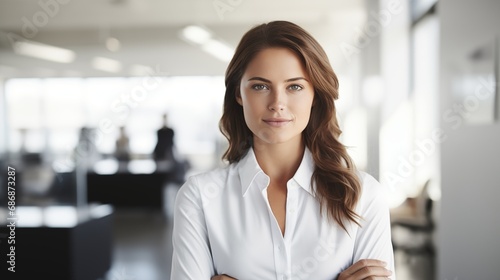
[219,21,361,231]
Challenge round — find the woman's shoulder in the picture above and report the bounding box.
[177,164,234,197]
[355,171,390,207]
[189,163,234,184]
[356,171,380,188]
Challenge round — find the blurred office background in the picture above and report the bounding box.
[0,0,499,279]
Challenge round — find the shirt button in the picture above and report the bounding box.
[289,208,295,213]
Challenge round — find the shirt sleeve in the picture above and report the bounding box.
[352,173,396,279]
[171,176,215,279]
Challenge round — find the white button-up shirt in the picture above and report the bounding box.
[171,148,395,280]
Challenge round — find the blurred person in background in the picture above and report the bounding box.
[153,113,175,163]
[171,21,395,280]
[153,113,189,183]
[115,126,131,162]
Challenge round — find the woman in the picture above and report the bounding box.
[171,21,395,280]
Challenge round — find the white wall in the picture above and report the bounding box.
[438,0,500,279]
[380,0,410,123]
[0,78,6,156]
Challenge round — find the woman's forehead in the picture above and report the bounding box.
[242,48,308,81]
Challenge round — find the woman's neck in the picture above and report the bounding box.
[253,137,305,185]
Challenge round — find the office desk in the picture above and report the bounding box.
[0,204,113,280]
[87,170,172,210]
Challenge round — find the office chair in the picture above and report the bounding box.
[390,179,435,255]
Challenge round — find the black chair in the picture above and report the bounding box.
[390,179,435,255]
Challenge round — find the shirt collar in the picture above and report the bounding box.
[237,147,315,197]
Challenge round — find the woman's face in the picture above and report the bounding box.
[237,47,315,146]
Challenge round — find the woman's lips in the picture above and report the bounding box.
[263,118,292,127]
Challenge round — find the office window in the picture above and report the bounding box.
[6,79,44,153]
[412,14,440,200]
[5,76,225,170]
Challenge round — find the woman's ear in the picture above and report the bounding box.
[236,89,243,106]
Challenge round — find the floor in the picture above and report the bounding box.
[100,185,435,280]
[101,184,178,280]
[395,250,435,280]
[102,209,173,280]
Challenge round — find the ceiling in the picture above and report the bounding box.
[0,0,366,78]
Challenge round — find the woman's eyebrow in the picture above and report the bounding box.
[285,77,308,83]
[248,77,271,83]
[248,77,309,83]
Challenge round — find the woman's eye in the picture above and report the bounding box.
[288,84,303,91]
[251,84,269,91]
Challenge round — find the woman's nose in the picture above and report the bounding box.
[268,90,285,111]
